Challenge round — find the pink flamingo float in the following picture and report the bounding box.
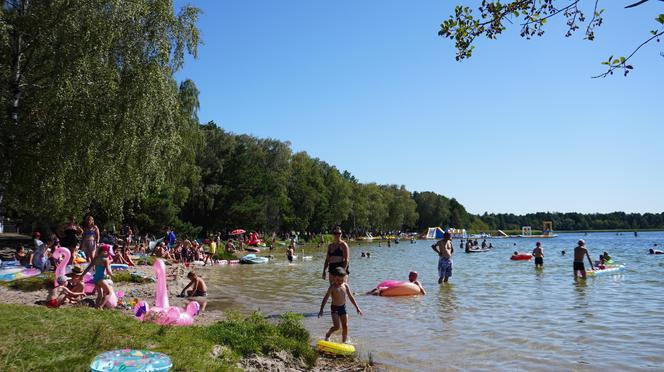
[133,259,200,326]
[53,246,118,307]
[53,246,94,294]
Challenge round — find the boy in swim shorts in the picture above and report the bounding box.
[318,267,362,343]
[180,271,208,297]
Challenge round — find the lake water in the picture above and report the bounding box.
[202,232,664,371]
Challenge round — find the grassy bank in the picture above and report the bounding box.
[0,304,316,371]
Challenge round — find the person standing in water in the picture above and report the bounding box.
[532,242,544,269]
[573,239,594,279]
[432,231,454,284]
[322,226,349,283]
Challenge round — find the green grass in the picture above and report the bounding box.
[133,255,157,266]
[0,304,317,371]
[2,273,54,291]
[212,251,238,261]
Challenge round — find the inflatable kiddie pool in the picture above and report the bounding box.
[0,267,41,282]
[90,349,172,372]
[374,280,422,297]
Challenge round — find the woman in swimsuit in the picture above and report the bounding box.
[57,215,82,264]
[80,215,100,263]
[322,226,350,283]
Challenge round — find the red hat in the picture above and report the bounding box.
[32,231,41,237]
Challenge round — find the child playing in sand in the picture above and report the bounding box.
[82,244,114,308]
[179,271,208,297]
[61,271,86,305]
[318,267,362,343]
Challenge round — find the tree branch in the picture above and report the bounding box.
[592,29,664,78]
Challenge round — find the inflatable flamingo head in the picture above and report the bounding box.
[185,301,201,317]
[134,300,149,320]
[52,247,71,288]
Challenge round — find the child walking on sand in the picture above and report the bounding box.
[318,267,362,343]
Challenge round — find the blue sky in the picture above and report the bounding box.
[174,1,663,215]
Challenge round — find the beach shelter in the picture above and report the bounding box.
[426,227,445,239]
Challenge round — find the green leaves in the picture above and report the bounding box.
[1,0,201,224]
[656,13,664,25]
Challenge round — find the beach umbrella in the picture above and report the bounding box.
[230,229,246,235]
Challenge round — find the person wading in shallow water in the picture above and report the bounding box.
[573,239,594,279]
[322,226,350,283]
[432,231,454,284]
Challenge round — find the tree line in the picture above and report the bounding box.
[478,212,664,232]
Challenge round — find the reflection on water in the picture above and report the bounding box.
[436,284,457,325]
[200,232,664,371]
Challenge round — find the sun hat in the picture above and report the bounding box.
[71,266,83,275]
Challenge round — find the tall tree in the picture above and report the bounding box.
[0,0,201,223]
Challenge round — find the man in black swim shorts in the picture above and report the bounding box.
[573,240,594,279]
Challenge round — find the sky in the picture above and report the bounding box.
[173,0,664,215]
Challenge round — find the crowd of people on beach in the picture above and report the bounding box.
[6,216,662,347]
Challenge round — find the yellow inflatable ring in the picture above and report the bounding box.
[316,340,355,356]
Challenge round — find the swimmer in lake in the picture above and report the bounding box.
[366,271,425,296]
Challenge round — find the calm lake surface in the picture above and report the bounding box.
[202,232,664,371]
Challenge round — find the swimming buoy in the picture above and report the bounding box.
[511,254,532,261]
[375,280,422,296]
[110,264,129,270]
[316,340,355,356]
[245,247,260,253]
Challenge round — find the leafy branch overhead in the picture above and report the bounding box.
[438,0,664,77]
